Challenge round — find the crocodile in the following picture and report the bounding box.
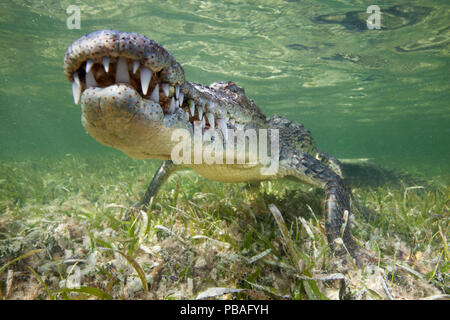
[63,30,366,261]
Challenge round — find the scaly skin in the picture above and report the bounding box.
[64,30,365,262]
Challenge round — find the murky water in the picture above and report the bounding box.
[0,0,448,177]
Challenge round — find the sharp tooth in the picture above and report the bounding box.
[185,111,190,121]
[85,59,94,73]
[206,113,215,129]
[188,100,195,117]
[73,72,81,87]
[116,57,130,83]
[139,67,152,95]
[175,85,180,99]
[197,105,203,120]
[168,97,176,113]
[202,116,206,128]
[179,92,184,106]
[150,83,159,102]
[72,80,81,104]
[85,70,97,88]
[133,61,140,74]
[102,57,110,72]
[161,83,169,97]
[217,118,228,142]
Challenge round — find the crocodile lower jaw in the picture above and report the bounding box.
[72,55,202,129]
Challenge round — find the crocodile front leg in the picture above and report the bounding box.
[281,148,362,261]
[137,160,177,210]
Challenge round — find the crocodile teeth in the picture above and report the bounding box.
[202,116,206,128]
[175,85,180,99]
[150,83,159,102]
[140,67,152,95]
[116,57,130,83]
[72,80,81,104]
[132,61,140,74]
[168,97,176,114]
[102,57,110,72]
[73,72,81,87]
[197,105,203,120]
[85,59,94,73]
[188,100,195,117]
[185,111,190,121]
[217,118,228,142]
[179,92,184,106]
[85,70,97,88]
[206,113,215,129]
[161,83,169,97]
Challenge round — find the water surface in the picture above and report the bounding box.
[0,0,448,177]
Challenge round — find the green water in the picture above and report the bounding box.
[0,0,449,177]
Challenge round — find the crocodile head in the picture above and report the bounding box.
[64,30,265,160]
